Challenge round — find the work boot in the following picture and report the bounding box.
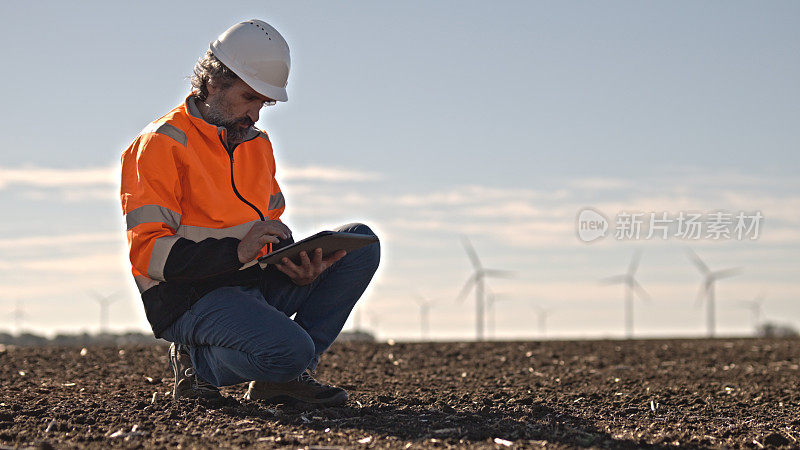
[243,370,348,406]
[168,342,222,400]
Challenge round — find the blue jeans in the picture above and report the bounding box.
[161,223,380,386]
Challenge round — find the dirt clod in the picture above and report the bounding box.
[763,432,791,447]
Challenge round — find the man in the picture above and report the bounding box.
[120,19,380,406]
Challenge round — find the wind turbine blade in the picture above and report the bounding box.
[686,248,711,275]
[461,236,483,270]
[632,279,651,302]
[627,250,642,276]
[712,267,742,280]
[455,274,477,303]
[599,275,627,284]
[90,290,120,304]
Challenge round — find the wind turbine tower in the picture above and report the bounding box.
[486,288,515,340]
[353,307,364,332]
[91,292,119,334]
[686,249,742,337]
[414,294,436,340]
[366,310,381,334]
[11,300,26,335]
[531,304,552,338]
[456,237,512,341]
[739,292,765,335]
[600,250,651,339]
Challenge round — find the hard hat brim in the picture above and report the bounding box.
[209,42,289,102]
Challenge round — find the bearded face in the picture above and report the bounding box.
[203,92,257,147]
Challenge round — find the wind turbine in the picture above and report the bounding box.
[531,304,552,338]
[686,248,742,337]
[10,300,26,335]
[414,294,436,340]
[455,236,512,341]
[353,307,365,332]
[738,292,765,334]
[600,250,651,339]
[90,291,119,334]
[351,298,370,333]
[366,310,381,334]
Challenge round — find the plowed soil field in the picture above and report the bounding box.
[1,338,799,448]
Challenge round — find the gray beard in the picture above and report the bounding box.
[202,100,255,148]
[224,125,253,148]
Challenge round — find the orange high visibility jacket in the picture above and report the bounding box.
[120,94,286,336]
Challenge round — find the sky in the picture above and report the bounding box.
[0,1,798,341]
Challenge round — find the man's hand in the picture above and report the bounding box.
[276,248,347,286]
[238,220,292,263]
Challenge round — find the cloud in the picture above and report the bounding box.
[2,163,799,338]
[458,201,547,219]
[0,232,121,250]
[10,252,128,274]
[0,272,135,300]
[0,166,119,189]
[0,164,381,192]
[395,185,553,207]
[566,177,634,190]
[277,173,800,251]
[20,187,119,203]
[280,166,382,182]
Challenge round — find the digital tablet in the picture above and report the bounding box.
[257,231,378,266]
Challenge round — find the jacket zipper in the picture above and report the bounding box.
[219,135,265,221]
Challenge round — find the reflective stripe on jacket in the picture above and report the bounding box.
[120,94,286,336]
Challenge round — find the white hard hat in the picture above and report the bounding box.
[210,19,291,102]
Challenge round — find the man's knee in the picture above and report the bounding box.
[337,222,376,237]
[251,330,315,383]
[336,222,380,269]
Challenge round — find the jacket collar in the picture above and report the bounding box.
[183,94,260,145]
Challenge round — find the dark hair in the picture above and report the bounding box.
[190,50,241,101]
